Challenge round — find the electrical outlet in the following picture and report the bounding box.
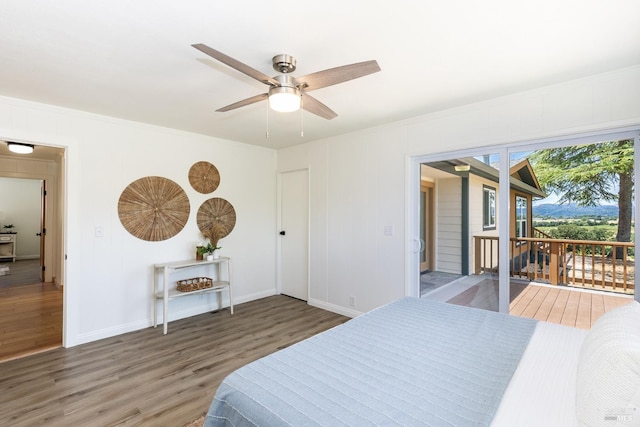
[349,296,356,307]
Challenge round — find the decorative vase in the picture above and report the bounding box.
[213,249,220,259]
[196,246,204,260]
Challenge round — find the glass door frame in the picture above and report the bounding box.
[407,127,640,311]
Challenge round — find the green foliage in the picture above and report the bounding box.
[537,223,634,257]
[547,224,611,241]
[529,140,633,207]
[197,243,221,255]
[530,139,634,253]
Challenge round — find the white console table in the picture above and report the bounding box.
[153,257,233,335]
[0,233,17,262]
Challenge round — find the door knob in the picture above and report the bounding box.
[279,231,286,236]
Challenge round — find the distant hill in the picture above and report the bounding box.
[533,203,618,218]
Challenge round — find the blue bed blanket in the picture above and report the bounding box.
[205,297,537,426]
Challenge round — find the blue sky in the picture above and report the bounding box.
[475,151,621,206]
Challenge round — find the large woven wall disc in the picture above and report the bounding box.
[118,176,190,241]
[197,198,236,238]
[189,161,220,194]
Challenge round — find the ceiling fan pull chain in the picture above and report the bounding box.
[265,100,270,139]
[300,94,304,137]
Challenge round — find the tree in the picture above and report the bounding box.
[529,139,634,258]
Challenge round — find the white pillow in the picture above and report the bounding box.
[576,300,640,426]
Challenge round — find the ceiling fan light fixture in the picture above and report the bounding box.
[192,44,380,120]
[268,86,301,113]
[7,142,34,154]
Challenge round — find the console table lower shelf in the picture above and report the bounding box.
[153,257,233,335]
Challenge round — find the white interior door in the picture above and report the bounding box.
[279,169,309,300]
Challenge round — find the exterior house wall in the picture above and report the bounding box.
[469,175,500,273]
[510,190,534,272]
[509,191,534,239]
[435,177,462,274]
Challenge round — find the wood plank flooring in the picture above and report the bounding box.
[0,259,42,288]
[0,295,348,427]
[447,279,633,329]
[0,282,62,362]
[509,282,631,328]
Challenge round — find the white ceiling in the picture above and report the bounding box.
[1,0,639,150]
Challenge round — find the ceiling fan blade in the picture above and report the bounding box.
[295,60,380,92]
[301,93,337,120]
[216,93,269,112]
[192,44,279,87]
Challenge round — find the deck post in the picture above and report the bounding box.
[474,237,482,274]
[549,241,560,285]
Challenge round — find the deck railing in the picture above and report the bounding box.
[474,234,635,293]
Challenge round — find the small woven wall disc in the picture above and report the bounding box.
[197,198,236,238]
[189,161,220,194]
[118,176,190,241]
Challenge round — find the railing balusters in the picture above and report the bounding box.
[472,235,634,294]
[601,245,606,289]
[581,244,585,286]
[591,249,595,288]
[623,248,628,292]
[612,249,616,291]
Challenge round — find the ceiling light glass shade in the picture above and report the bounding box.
[268,86,301,112]
[7,142,34,154]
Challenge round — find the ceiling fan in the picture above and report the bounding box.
[192,44,380,120]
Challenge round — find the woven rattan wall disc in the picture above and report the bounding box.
[197,198,236,238]
[189,161,220,194]
[118,176,190,241]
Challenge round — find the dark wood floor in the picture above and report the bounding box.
[0,295,348,427]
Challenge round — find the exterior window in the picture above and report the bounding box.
[515,196,527,238]
[483,186,496,230]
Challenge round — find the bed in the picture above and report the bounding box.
[204,297,640,427]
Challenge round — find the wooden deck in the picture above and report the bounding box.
[447,279,633,329]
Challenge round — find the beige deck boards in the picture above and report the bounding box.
[448,279,633,329]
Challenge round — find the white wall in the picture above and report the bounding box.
[1,64,638,344]
[0,97,278,347]
[0,177,41,258]
[277,65,640,315]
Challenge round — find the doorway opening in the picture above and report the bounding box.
[0,142,65,362]
[0,177,45,288]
